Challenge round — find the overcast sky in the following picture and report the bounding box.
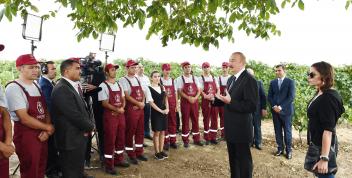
[0,0,351,67]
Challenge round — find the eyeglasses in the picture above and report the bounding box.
[307,72,316,78]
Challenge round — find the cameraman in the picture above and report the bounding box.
[80,53,106,167]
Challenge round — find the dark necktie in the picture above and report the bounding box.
[77,84,84,98]
[228,76,236,91]
[51,81,56,86]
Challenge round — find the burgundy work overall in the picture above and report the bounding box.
[180,76,200,144]
[0,114,9,178]
[124,77,144,158]
[163,79,177,145]
[103,81,126,170]
[11,81,48,178]
[218,77,227,138]
[201,76,219,141]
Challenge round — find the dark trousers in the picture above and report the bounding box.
[252,112,262,147]
[46,135,60,175]
[93,101,105,159]
[226,142,253,178]
[144,103,151,136]
[85,134,92,164]
[59,144,87,178]
[176,111,181,131]
[272,113,292,153]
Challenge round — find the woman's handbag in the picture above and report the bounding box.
[304,141,338,175]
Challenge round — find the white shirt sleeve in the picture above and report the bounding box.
[0,86,8,108]
[119,77,131,95]
[175,77,183,90]
[194,76,201,89]
[5,83,27,112]
[198,76,204,90]
[214,76,220,88]
[143,86,153,103]
[98,83,109,101]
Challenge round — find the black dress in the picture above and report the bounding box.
[149,86,167,131]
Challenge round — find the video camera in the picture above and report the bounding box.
[79,53,103,95]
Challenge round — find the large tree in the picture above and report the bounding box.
[0,0,350,50]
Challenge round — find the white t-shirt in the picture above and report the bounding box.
[118,76,152,103]
[0,85,8,108]
[175,75,200,90]
[137,74,150,87]
[197,75,220,90]
[160,77,177,93]
[218,75,230,87]
[98,81,125,101]
[5,80,42,121]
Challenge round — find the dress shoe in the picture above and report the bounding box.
[143,143,149,147]
[184,143,189,148]
[210,140,218,145]
[105,168,117,175]
[275,150,283,156]
[115,160,130,168]
[163,143,170,151]
[144,135,153,140]
[286,152,292,159]
[255,145,262,150]
[129,158,138,165]
[137,154,148,161]
[170,143,178,149]
[194,141,204,146]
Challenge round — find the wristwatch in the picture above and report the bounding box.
[320,155,329,161]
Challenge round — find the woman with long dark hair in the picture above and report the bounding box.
[305,61,344,178]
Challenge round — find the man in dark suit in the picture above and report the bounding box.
[247,68,267,150]
[267,64,295,160]
[39,61,61,178]
[51,59,95,178]
[216,52,258,178]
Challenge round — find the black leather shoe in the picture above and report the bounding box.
[170,143,178,149]
[129,158,138,165]
[137,154,148,161]
[115,160,130,168]
[275,150,283,156]
[210,140,218,145]
[144,135,153,140]
[143,143,148,147]
[184,143,189,148]
[105,168,117,175]
[286,152,292,159]
[255,145,262,150]
[194,141,204,146]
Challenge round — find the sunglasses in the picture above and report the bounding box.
[307,72,316,78]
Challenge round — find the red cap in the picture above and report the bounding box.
[105,63,119,72]
[202,62,210,68]
[162,63,171,71]
[181,61,190,68]
[0,44,4,52]
[222,62,229,67]
[67,57,81,62]
[125,59,139,67]
[16,54,38,67]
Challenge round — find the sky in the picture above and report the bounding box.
[0,0,351,67]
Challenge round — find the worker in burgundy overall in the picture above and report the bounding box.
[175,61,204,148]
[199,62,220,145]
[160,63,178,150]
[119,59,150,164]
[0,44,15,178]
[5,54,55,178]
[99,64,130,175]
[217,62,230,140]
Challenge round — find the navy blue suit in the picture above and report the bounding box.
[39,76,60,176]
[252,80,266,147]
[268,77,295,153]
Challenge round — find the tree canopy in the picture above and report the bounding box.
[0,0,350,50]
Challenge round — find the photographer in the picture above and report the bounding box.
[80,52,106,167]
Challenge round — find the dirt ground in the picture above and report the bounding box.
[9,120,352,178]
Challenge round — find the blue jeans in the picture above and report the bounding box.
[272,113,292,153]
[317,174,334,178]
[144,103,151,136]
[252,112,262,146]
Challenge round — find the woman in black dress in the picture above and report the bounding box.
[148,71,169,160]
[306,61,344,178]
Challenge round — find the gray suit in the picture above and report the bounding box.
[51,78,94,178]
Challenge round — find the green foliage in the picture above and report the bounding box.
[0,58,351,134]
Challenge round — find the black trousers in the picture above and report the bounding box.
[59,144,87,178]
[46,135,60,175]
[226,142,253,178]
